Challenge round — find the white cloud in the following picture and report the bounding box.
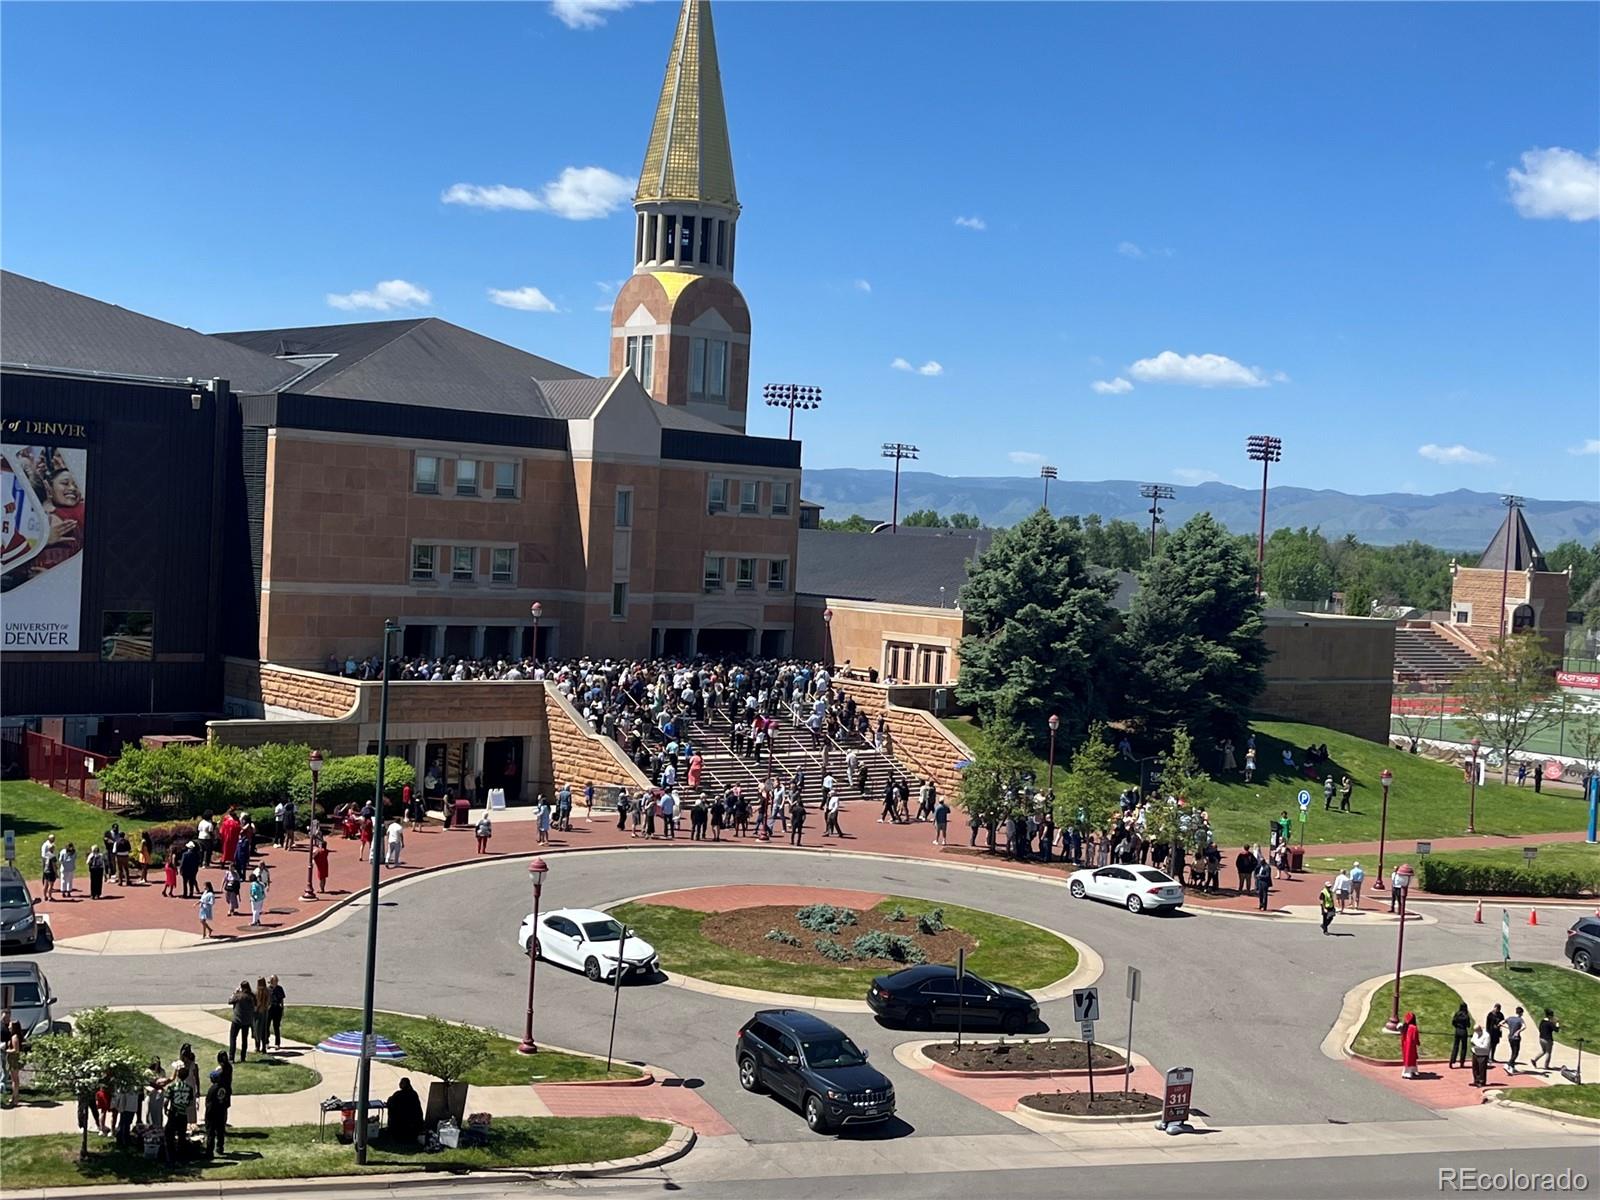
[1090,377,1133,395]
[1569,438,1600,456]
[853,279,872,293]
[1418,443,1495,465]
[593,278,624,311]
[1008,451,1046,465]
[1129,350,1271,389]
[1271,370,1292,384]
[1116,241,1145,259]
[550,0,634,29]
[488,286,559,312]
[326,279,431,312]
[954,215,987,231]
[442,166,635,220]
[1507,147,1600,221]
[891,357,943,377]
[1173,468,1222,484]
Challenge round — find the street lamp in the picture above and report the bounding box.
[1468,737,1481,834]
[354,618,401,1165]
[881,442,919,532]
[1245,435,1283,595]
[1382,862,1416,1031]
[301,750,323,901]
[1040,465,1058,510]
[530,601,542,660]
[1046,714,1060,794]
[821,607,834,669]
[1139,484,1175,557]
[1375,769,1393,891]
[519,857,551,1055]
[763,383,821,441]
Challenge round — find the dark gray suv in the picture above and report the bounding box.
[736,1009,894,1133]
[1566,916,1600,974]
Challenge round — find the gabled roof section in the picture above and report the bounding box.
[637,0,738,209]
[213,317,588,417]
[1478,506,1547,571]
[0,270,301,394]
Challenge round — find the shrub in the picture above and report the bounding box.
[796,904,859,935]
[1417,856,1600,898]
[916,908,946,935]
[98,740,324,818]
[887,905,908,922]
[813,937,857,962]
[851,931,926,964]
[287,755,416,813]
[765,929,802,946]
[404,1016,497,1086]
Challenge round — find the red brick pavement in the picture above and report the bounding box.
[1345,1055,1566,1110]
[534,1078,735,1136]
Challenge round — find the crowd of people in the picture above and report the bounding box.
[1397,1001,1565,1085]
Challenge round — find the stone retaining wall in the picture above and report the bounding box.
[832,678,971,802]
[541,684,653,802]
[223,656,360,719]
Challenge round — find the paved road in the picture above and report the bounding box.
[37,847,1582,1144]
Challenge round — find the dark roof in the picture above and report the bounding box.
[755,1010,844,1035]
[213,318,588,418]
[1477,506,1547,572]
[0,271,301,394]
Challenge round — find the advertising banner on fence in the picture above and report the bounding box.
[1,427,88,651]
[1556,671,1600,692]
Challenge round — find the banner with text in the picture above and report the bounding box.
[2,439,88,651]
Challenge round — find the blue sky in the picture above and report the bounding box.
[4,1,1597,499]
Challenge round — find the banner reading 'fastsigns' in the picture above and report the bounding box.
[1,434,88,651]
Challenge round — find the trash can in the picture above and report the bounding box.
[1289,847,1305,873]
[453,798,471,829]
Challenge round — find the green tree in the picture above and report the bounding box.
[405,1016,496,1087]
[1455,633,1562,784]
[949,512,981,529]
[1547,539,1600,606]
[956,511,1121,753]
[902,508,949,528]
[1342,577,1376,617]
[1263,526,1334,605]
[819,513,877,532]
[1121,513,1267,744]
[287,754,416,812]
[27,1008,148,1158]
[1145,729,1212,858]
[1053,723,1119,835]
[956,739,1034,835]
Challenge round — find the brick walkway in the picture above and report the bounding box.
[535,1078,735,1136]
[1345,1055,1564,1110]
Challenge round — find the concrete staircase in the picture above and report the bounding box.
[1393,625,1480,685]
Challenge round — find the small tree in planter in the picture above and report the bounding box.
[26,1008,147,1159]
[405,1016,496,1128]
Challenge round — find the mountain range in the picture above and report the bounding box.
[800,470,1600,550]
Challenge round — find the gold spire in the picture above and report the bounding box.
[637,0,738,209]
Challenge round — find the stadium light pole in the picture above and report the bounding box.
[1496,494,1523,643]
[1139,483,1175,557]
[1245,435,1283,595]
[763,383,822,441]
[1040,465,1058,511]
[881,442,919,533]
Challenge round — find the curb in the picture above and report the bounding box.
[1485,1092,1600,1129]
[536,1070,656,1088]
[1014,1095,1163,1125]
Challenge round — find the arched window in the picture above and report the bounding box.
[1511,603,1535,632]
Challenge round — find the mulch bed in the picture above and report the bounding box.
[1020,1089,1162,1116]
[701,904,975,968]
[925,1040,1126,1072]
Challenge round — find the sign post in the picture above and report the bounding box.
[955,947,967,1049]
[606,926,627,1074]
[1500,908,1510,965]
[1160,1066,1194,1133]
[1073,987,1100,1103]
[3,830,14,865]
[1124,966,1141,1092]
[1297,790,1311,850]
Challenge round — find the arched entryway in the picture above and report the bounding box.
[696,626,754,657]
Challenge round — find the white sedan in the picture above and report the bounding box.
[518,907,659,982]
[1067,865,1185,914]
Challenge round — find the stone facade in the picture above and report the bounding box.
[1445,564,1569,662]
[832,678,972,803]
[540,686,653,803]
[1258,612,1395,743]
[795,597,965,686]
[223,657,360,719]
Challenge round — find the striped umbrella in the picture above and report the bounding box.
[315,1030,406,1060]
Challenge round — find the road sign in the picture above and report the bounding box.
[1080,1020,1096,1042]
[1501,909,1510,963]
[1126,965,1141,1002]
[1162,1066,1195,1127]
[1072,987,1100,1023]
[1297,790,1311,811]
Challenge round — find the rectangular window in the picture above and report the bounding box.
[491,548,514,584]
[703,555,724,592]
[708,478,727,512]
[614,487,633,529]
[101,611,154,663]
[411,545,435,582]
[680,215,694,262]
[1454,608,1470,623]
[493,461,516,498]
[690,337,707,395]
[414,455,439,494]
[708,339,728,399]
[919,646,947,685]
[451,546,475,582]
[663,215,677,261]
[716,220,727,266]
[885,642,914,682]
[736,557,756,590]
[625,335,654,392]
[455,459,478,496]
[768,559,787,590]
[635,214,645,264]
[739,480,758,513]
[611,582,628,619]
[646,214,659,261]
[771,481,791,516]
[700,217,713,264]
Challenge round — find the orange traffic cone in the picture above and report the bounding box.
[1528,908,1538,927]
[1474,899,1483,924]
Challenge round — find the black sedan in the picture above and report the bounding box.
[867,964,1039,1032]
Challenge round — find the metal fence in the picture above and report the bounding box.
[21,731,117,807]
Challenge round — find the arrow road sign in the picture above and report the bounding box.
[1072,987,1100,1023]
[1080,1020,1096,1042]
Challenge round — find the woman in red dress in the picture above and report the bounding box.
[1400,1011,1421,1079]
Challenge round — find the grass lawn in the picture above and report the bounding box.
[1350,974,1464,1060]
[611,895,1077,1001]
[102,1011,319,1095]
[0,780,159,881]
[1507,1085,1600,1121]
[945,717,1590,849]
[1303,842,1600,882]
[0,1117,670,1189]
[1474,962,1600,1047]
[257,1007,639,1083]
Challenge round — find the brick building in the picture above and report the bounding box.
[1445,505,1571,661]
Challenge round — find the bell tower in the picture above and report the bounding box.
[609,0,752,431]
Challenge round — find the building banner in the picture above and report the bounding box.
[1,438,88,651]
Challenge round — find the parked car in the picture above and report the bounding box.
[736,1009,894,1133]
[0,960,56,1041]
[1067,865,1185,913]
[518,907,658,982]
[1566,916,1600,973]
[0,867,41,949]
[867,963,1038,1032]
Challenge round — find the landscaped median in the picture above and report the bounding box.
[1474,962,1600,1047]
[1494,1085,1600,1124]
[1348,974,1465,1062]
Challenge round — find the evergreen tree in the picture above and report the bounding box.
[1121,513,1267,743]
[956,510,1120,752]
